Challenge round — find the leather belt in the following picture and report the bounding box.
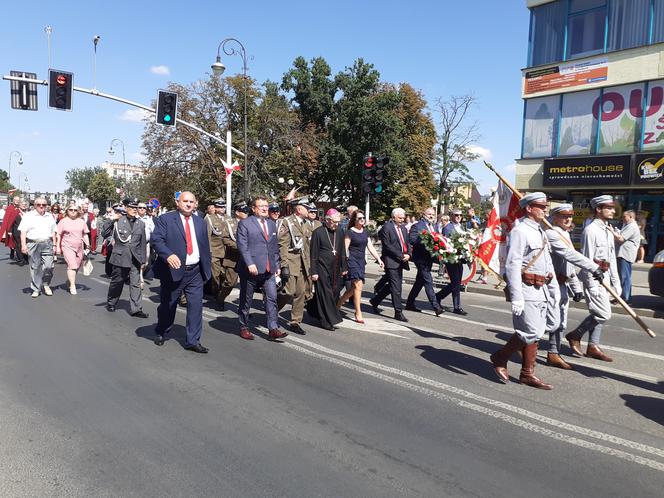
[556,273,568,284]
[27,238,50,243]
[522,272,553,287]
[594,259,610,271]
[184,263,199,271]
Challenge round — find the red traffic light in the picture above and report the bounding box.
[56,74,67,86]
[364,156,375,168]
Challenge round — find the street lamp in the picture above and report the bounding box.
[18,172,28,192]
[211,37,249,198]
[8,150,23,186]
[108,138,126,185]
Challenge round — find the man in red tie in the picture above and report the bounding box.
[370,207,412,322]
[151,191,212,353]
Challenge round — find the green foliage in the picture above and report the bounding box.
[0,169,14,192]
[86,171,117,206]
[65,166,105,198]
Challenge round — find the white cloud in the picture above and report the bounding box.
[503,163,517,173]
[150,65,170,76]
[468,145,492,161]
[119,109,151,122]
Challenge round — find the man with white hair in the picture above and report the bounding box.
[18,197,57,297]
[370,207,411,322]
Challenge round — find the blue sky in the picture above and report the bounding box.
[0,0,530,196]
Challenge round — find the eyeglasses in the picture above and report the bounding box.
[35,203,47,207]
[453,214,462,217]
[530,203,548,210]
[67,208,78,212]
[356,216,365,220]
[138,206,147,209]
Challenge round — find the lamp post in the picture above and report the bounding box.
[108,138,126,186]
[211,38,249,199]
[8,150,23,187]
[18,172,28,192]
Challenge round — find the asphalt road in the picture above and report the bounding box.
[1,252,663,497]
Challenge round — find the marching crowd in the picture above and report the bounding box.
[0,190,643,391]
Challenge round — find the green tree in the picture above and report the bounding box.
[86,171,117,207]
[0,169,14,192]
[65,166,105,198]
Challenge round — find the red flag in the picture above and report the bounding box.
[7,188,17,195]
[477,180,523,274]
[224,161,241,179]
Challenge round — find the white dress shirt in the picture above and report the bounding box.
[180,213,200,265]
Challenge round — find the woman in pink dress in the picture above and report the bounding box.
[56,205,90,295]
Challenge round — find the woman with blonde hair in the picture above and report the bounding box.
[56,204,90,294]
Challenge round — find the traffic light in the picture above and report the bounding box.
[156,90,178,127]
[362,153,375,194]
[374,156,389,193]
[48,69,73,111]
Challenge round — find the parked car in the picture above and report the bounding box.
[648,249,664,297]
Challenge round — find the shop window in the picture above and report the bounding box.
[529,1,566,66]
[653,0,664,43]
[559,89,600,155]
[607,0,649,50]
[643,80,664,151]
[522,95,560,158]
[597,83,643,154]
[567,0,607,60]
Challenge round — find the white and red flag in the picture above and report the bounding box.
[224,160,241,179]
[476,180,523,274]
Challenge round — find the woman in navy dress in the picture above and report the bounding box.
[336,210,383,323]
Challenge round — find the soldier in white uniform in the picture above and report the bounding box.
[565,195,621,362]
[545,204,603,370]
[490,192,555,390]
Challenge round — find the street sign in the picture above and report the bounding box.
[10,71,38,111]
[148,197,160,210]
[174,191,181,201]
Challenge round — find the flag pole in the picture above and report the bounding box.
[483,161,655,338]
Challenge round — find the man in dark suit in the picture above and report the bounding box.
[103,197,148,317]
[406,208,444,316]
[151,191,212,353]
[370,207,412,322]
[236,195,288,341]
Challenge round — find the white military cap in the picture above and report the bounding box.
[590,195,614,208]
[518,191,547,208]
[550,203,574,215]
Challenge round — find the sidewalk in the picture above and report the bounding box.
[364,261,664,320]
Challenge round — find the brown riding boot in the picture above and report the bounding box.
[546,352,574,370]
[585,344,613,362]
[520,342,553,390]
[490,334,525,383]
[565,332,584,357]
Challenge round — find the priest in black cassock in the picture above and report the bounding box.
[307,209,348,330]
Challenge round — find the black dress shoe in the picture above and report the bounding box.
[405,304,422,313]
[394,311,408,322]
[154,334,165,346]
[131,310,149,318]
[323,324,335,331]
[106,305,116,312]
[289,323,306,335]
[369,298,380,313]
[434,306,445,316]
[185,343,209,353]
[452,308,468,316]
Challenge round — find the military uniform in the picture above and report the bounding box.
[218,216,240,307]
[277,210,312,328]
[566,195,621,362]
[491,192,554,390]
[102,200,147,315]
[205,205,226,299]
[545,207,600,368]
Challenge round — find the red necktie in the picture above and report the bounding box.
[396,224,407,253]
[261,219,270,272]
[185,216,193,255]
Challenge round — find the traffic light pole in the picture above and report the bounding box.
[2,74,244,157]
[365,193,370,223]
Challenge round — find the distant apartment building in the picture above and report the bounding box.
[518,0,664,260]
[101,161,145,182]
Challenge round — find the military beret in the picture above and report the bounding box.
[518,192,547,208]
[590,195,614,209]
[213,198,226,208]
[268,202,281,212]
[551,203,574,215]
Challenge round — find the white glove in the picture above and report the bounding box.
[588,286,602,299]
[511,300,525,316]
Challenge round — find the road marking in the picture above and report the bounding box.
[284,340,664,472]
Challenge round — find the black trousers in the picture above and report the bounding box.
[437,262,463,309]
[373,266,403,312]
[407,261,437,309]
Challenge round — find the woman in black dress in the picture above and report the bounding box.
[336,210,383,323]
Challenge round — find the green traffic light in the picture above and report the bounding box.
[374,185,383,193]
[164,114,172,122]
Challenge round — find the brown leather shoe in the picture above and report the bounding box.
[490,333,524,383]
[268,328,288,340]
[520,343,553,390]
[585,344,613,362]
[239,327,254,340]
[546,352,574,370]
[565,333,584,357]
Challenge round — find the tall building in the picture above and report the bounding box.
[101,161,145,182]
[518,0,664,260]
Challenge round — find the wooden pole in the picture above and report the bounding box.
[483,161,655,338]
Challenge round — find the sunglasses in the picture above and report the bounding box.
[36,204,47,207]
[67,208,78,212]
[138,206,147,209]
[356,217,365,220]
[530,203,548,210]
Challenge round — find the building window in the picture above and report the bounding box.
[653,0,664,43]
[596,83,643,154]
[522,95,560,158]
[559,89,600,155]
[529,1,566,66]
[642,80,664,151]
[567,0,607,60]
[607,0,649,51]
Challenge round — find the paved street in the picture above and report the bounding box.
[1,252,663,497]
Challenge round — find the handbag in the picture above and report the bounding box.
[82,256,93,276]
